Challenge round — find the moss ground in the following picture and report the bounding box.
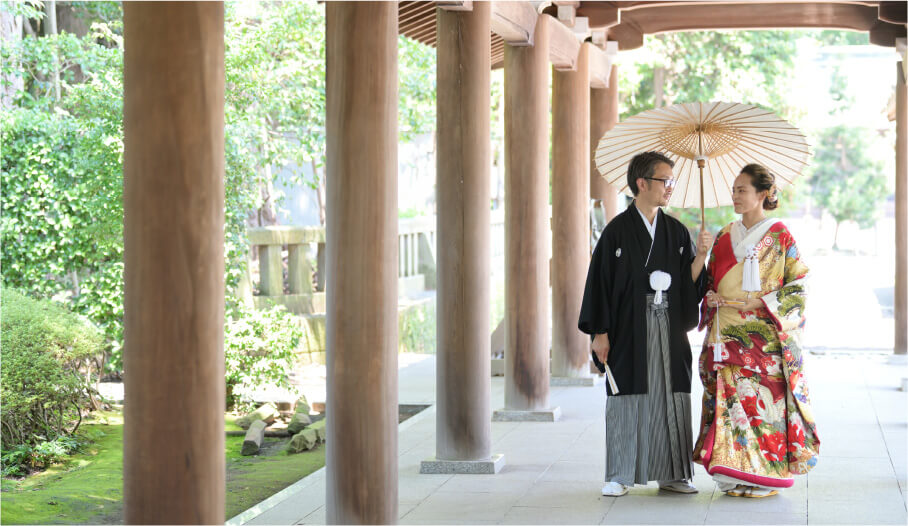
[1,412,325,524]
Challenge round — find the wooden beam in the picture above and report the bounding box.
[879,1,907,24]
[401,11,438,34]
[608,21,643,51]
[614,2,881,34]
[556,3,577,27]
[491,0,539,45]
[399,3,436,27]
[439,0,474,12]
[409,19,442,42]
[870,20,906,47]
[576,4,620,28]
[588,41,616,89]
[398,2,426,20]
[545,15,582,70]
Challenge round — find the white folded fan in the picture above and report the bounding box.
[604,364,619,394]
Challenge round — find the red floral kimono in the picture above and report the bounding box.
[694,220,820,489]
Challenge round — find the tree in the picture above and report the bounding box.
[2,2,442,375]
[1,6,125,370]
[808,125,888,249]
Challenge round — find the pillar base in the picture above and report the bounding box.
[492,406,561,422]
[420,454,505,475]
[551,375,602,387]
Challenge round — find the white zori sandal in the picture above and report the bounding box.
[601,481,629,496]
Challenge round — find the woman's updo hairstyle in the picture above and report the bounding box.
[740,163,779,211]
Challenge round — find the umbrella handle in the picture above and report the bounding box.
[697,158,706,227]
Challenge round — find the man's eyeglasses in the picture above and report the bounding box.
[642,177,676,190]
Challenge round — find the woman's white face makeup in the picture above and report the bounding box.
[732,173,767,215]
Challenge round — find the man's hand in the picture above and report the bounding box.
[692,229,714,282]
[697,229,715,254]
[592,333,610,364]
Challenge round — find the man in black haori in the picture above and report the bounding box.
[579,151,712,496]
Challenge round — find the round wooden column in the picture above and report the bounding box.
[435,4,493,460]
[552,43,591,380]
[501,20,555,414]
[896,61,907,355]
[325,3,398,523]
[122,3,225,524]
[590,64,621,221]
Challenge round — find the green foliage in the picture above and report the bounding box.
[399,36,436,141]
[0,414,325,523]
[399,300,436,354]
[2,435,86,477]
[0,288,104,457]
[223,1,327,290]
[224,303,303,410]
[808,125,888,239]
[1,19,125,369]
[620,31,798,121]
[811,29,869,46]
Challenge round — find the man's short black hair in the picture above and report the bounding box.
[627,151,674,196]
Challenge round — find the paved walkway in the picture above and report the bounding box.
[229,352,907,525]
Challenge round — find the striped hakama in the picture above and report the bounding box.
[604,293,694,485]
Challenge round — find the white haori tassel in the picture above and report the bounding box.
[649,270,671,305]
[742,244,762,293]
[712,341,725,364]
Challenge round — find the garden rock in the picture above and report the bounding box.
[294,395,310,415]
[287,412,312,434]
[236,402,279,429]
[288,428,318,453]
[241,419,266,456]
[309,418,326,442]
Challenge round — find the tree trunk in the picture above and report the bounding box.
[313,158,327,227]
[44,1,60,102]
[0,11,23,109]
[833,220,840,250]
[654,66,665,109]
[57,3,91,37]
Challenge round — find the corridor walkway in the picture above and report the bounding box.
[229,352,907,525]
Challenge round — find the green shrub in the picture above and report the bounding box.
[1,288,104,450]
[399,299,436,354]
[224,303,302,411]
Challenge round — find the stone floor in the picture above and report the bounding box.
[228,352,907,525]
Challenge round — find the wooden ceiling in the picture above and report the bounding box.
[399,1,506,66]
[398,1,906,66]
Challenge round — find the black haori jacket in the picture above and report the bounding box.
[578,202,706,396]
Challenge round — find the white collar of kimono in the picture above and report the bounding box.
[731,218,781,261]
[635,204,658,240]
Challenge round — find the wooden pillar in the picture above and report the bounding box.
[122,3,225,524]
[590,64,620,221]
[426,2,502,472]
[551,43,592,381]
[896,61,907,355]
[495,18,559,420]
[325,3,398,523]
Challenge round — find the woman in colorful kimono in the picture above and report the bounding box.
[694,163,820,498]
